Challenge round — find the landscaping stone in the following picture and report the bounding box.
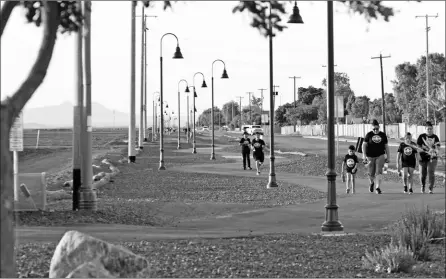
[49,231,150,278]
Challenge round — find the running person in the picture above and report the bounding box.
[361,119,390,194]
[239,132,252,170]
[396,132,419,194]
[417,121,441,194]
[341,145,358,194]
[251,132,266,175]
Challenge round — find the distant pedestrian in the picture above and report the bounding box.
[417,121,441,194]
[361,119,390,194]
[396,132,419,194]
[341,145,358,194]
[239,132,252,170]
[252,132,266,175]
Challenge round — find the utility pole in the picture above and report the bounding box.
[231,101,234,125]
[236,96,243,128]
[288,76,301,107]
[416,13,438,121]
[273,85,279,112]
[128,1,136,163]
[138,5,145,150]
[79,0,97,210]
[371,53,391,134]
[246,92,253,124]
[258,88,266,124]
[72,0,84,211]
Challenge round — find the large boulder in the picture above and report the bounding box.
[49,230,150,278]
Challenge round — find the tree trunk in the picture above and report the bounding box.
[0,1,18,37]
[0,2,60,277]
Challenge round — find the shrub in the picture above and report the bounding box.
[389,205,445,261]
[362,238,416,273]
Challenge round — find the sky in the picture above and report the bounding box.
[1,1,445,122]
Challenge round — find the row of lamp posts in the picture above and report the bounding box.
[137,1,342,232]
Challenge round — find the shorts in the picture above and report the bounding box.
[253,151,265,163]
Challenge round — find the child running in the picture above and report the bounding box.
[239,132,252,170]
[341,145,359,194]
[251,132,266,175]
[396,132,419,194]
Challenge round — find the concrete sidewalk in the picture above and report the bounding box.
[15,146,445,244]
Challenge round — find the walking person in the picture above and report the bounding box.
[252,132,266,175]
[417,121,441,194]
[239,132,252,170]
[341,145,358,194]
[361,119,390,194]
[396,132,420,194]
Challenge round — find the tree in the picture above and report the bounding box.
[0,1,423,276]
[350,95,370,119]
[275,103,294,126]
[384,93,401,123]
[392,62,418,113]
[297,86,324,105]
[287,104,318,125]
[222,100,240,125]
[322,72,355,115]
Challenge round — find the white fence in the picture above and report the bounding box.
[281,123,446,141]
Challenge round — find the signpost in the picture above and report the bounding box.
[10,112,24,201]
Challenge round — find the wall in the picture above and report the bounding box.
[281,122,445,142]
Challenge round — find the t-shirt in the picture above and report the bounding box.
[398,142,418,168]
[239,138,251,152]
[417,133,440,161]
[364,131,388,158]
[343,154,358,173]
[252,138,265,153]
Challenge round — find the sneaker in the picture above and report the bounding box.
[243,167,246,170]
[248,167,252,170]
[421,186,425,194]
[429,189,433,194]
[369,182,375,193]
[403,186,408,194]
[375,188,382,194]
[257,171,260,175]
[346,189,350,194]
[409,188,413,195]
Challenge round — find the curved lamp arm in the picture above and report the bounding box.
[178,79,188,92]
[212,59,226,78]
[160,33,179,57]
[193,72,206,88]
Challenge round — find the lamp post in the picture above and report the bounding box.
[159,33,183,170]
[246,92,253,124]
[321,1,343,232]
[186,89,191,143]
[192,72,208,154]
[128,1,137,164]
[211,60,229,160]
[152,92,159,142]
[177,79,190,149]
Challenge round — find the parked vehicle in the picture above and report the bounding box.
[202,126,210,131]
[248,125,264,135]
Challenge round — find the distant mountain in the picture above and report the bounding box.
[22,102,145,128]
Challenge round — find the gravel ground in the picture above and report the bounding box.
[15,146,326,227]
[275,154,446,189]
[16,234,445,278]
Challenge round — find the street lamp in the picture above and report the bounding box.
[192,72,208,154]
[177,79,190,149]
[265,1,303,189]
[211,60,229,160]
[152,91,160,142]
[159,33,183,170]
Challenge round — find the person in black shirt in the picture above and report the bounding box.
[416,121,441,194]
[239,132,252,170]
[341,145,358,194]
[251,132,266,175]
[361,119,390,194]
[397,132,420,194]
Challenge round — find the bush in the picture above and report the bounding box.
[389,206,445,261]
[362,239,416,273]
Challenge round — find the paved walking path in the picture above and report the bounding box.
[16,145,445,244]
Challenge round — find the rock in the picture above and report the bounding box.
[63,180,73,188]
[49,231,150,278]
[66,260,115,278]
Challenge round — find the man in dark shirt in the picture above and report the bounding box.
[416,121,441,194]
[251,132,266,175]
[239,132,252,170]
[361,119,390,194]
[397,132,420,194]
